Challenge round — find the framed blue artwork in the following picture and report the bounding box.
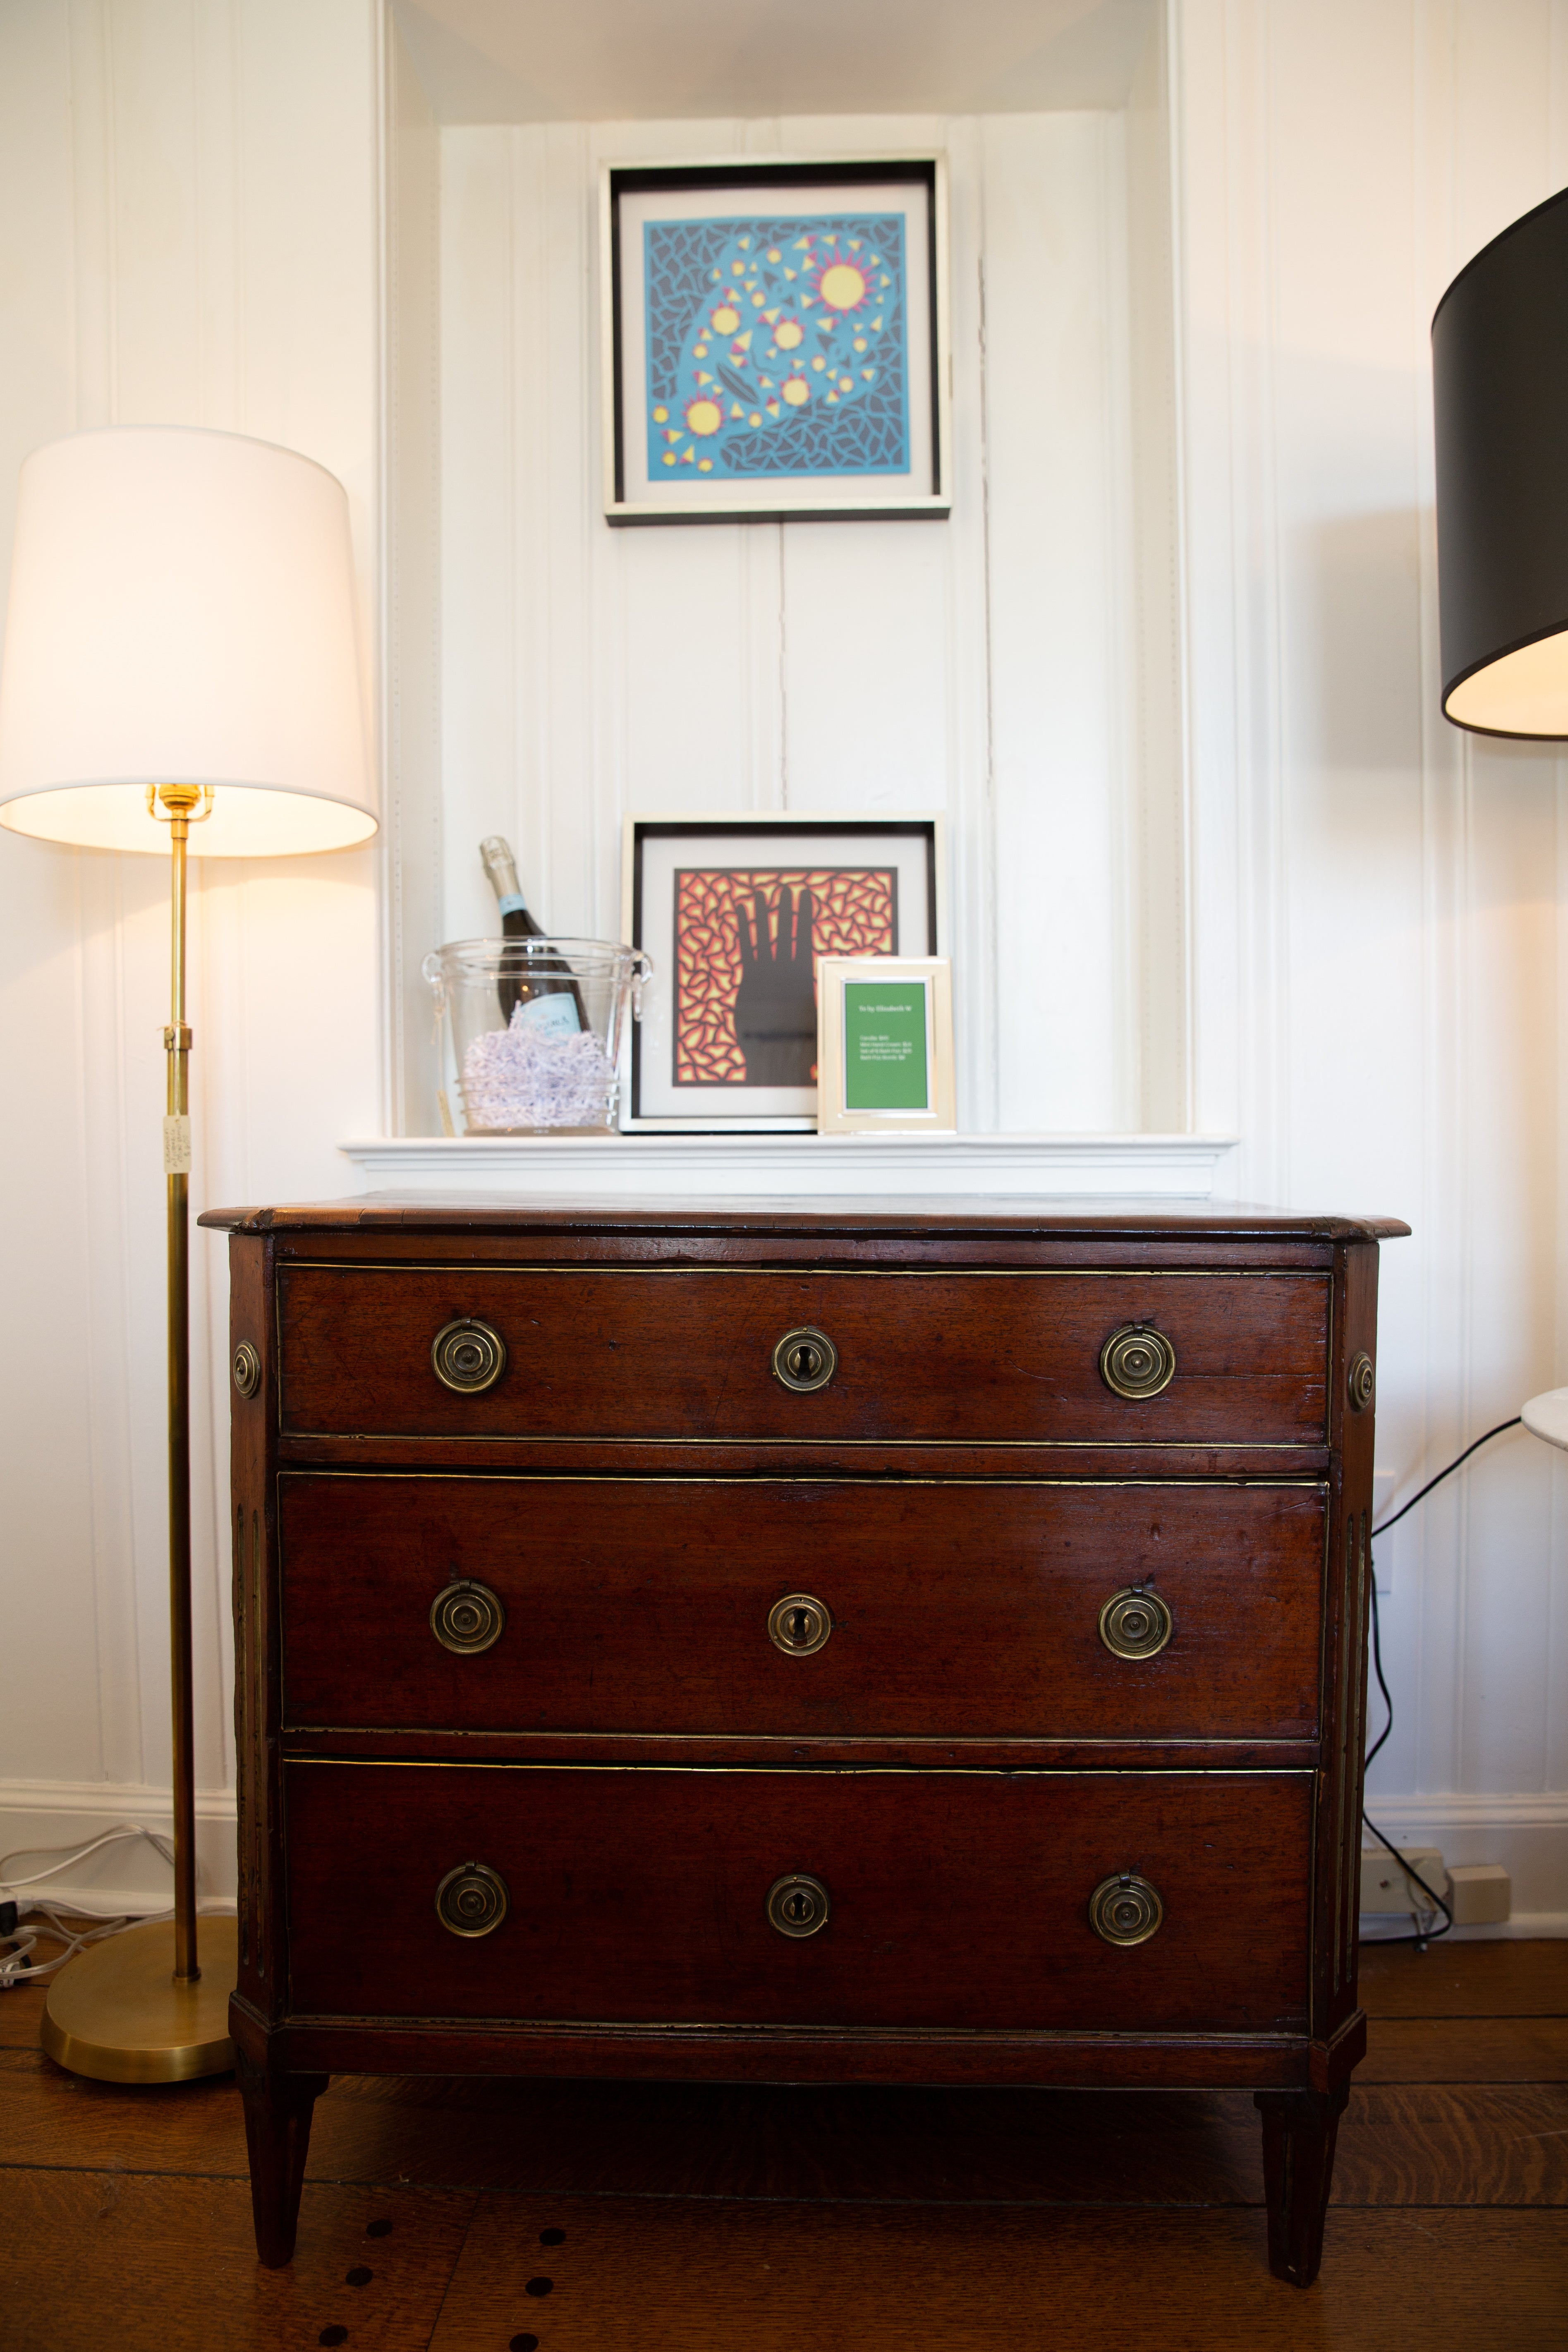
[601,158,950,524]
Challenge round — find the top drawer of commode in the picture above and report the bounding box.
[275,1264,1330,1446]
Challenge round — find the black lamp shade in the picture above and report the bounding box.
[1434,183,1568,736]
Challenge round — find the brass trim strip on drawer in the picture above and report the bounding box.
[280,1432,1329,1452]
[285,1758,1314,1780]
[277,1468,1329,1489]
[279,1263,1334,1281]
[277,2013,1317,2046]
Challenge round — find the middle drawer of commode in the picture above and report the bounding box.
[280,1475,1325,1741]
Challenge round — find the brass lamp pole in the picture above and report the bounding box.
[38,782,237,2079]
[163,783,206,1985]
[0,425,377,2088]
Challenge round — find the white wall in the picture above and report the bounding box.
[432,101,1182,1138]
[0,0,381,1905]
[1178,0,1568,1919]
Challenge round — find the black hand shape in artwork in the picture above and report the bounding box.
[733,886,817,1086]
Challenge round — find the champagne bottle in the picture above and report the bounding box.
[479,837,583,1034]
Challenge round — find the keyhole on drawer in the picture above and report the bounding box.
[766,1871,831,1938]
[768,1593,832,1656]
[771,1327,838,1392]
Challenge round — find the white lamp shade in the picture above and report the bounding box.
[0,426,376,856]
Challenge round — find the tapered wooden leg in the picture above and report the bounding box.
[1254,2084,1350,2287]
[237,2051,328,2267]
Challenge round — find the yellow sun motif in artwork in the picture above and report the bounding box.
[774,318,804,350]
[685,398,723,437]
[815,260,869,311]
[710,305,741,335]
[781,375,810,406]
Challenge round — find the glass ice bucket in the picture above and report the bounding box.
[424,938,651,1135]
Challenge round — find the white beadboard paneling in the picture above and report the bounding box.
[1172,0,1568,1864]
[984,108,1136,1132]
[383,3,444,1138]
[0,0,381,1829]
[433,106,1175,1134]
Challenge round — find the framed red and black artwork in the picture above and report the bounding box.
[621,813,943,1129]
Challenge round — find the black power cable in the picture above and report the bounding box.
[1360,1415,1523,1949]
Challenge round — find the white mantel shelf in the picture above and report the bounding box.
[340,1132,1238,1201]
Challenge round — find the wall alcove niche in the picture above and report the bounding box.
[377,0,1198,1174]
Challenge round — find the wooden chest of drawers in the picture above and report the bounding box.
[205,1197,1403,2287]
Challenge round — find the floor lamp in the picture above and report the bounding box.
[0,426,376,2081]
[1432,187,1568,1460]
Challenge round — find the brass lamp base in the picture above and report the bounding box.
[40,1915,237,2084]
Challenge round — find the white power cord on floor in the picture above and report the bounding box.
[0,1825,223,1990]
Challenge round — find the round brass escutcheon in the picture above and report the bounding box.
[771,1326,838,1394]
[1348,1351,1375,1413]
[430,1579,506,1656]
[766,1871,831,1939]
[1100,1323,1177,1401]
[431,1318,508,1395]
[1089,1871,1165,1948]
[768,1593,832,1657]
[232,1341,261,1400]
[435,1861,509,1939]
[1098,1585,1174,1662]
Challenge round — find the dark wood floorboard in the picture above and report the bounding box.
[0,2171,474,2350]
[1361,2014,1568,2080]
[1,1936,1564,2345]
[428,2196,1568,2352]
[1359,1939,1568,2016]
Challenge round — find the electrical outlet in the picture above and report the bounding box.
[1370,1471,1396,1593]
[1360,1845,1446,1915]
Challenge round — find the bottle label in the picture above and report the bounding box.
[497,893,528,918]
[163,1114,192,1174]
[512,991,582,1039]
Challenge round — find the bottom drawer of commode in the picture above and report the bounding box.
[285,1764,1311,2033]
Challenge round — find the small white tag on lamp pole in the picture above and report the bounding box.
[163,1114,192,1175]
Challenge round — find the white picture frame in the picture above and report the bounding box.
[815,955,956,1134]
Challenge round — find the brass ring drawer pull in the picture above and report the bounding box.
[1100,1324,1176,1400]
[435,1861,509,1939]
[1348,1351,1375,1411]
[430,1578,506,1655]
[431,1318,508,1394]
[767,1871,831,1938]
[1089,1871,1164,1947]
[768,1593,832,1656]
[1098,1586,1173,1661]
[771,1327,838,1393]
[232,1341,261,1399]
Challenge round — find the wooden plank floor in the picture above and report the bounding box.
[1,1930,1563,2348]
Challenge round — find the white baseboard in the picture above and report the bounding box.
[1361,1791,1568,1935]
[0,1776,237,1915]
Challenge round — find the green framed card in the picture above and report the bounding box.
[815,955,955,1133]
